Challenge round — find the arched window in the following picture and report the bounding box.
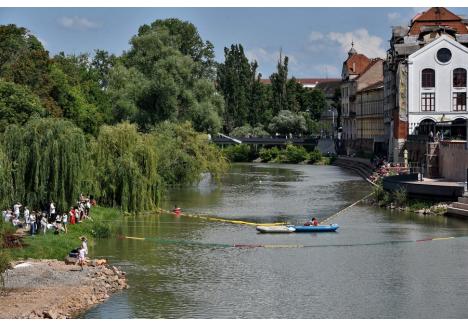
[453,68,467,87]
[421,69,435,88]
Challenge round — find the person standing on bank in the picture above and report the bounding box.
[49,201,56,222]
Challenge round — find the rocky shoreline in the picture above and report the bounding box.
[0,259,127,319]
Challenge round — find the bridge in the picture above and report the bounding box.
[211,134,337,155]
[211,134,319,146]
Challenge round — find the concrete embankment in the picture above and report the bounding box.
[333,157,375,185]
[0,259,127,319]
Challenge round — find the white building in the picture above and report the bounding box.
[408,34,468,136]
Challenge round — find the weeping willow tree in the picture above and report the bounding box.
[0,146,13,209]
[151,121,228,185]
[90,122,162,212]
[0,118,88,212]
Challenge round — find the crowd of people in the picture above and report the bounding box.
[2,194,96,236]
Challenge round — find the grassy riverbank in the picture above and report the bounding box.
[3,206,122,261]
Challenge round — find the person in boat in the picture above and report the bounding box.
[172,205,181,214]
[304,217,319,226]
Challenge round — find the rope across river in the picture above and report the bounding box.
[122,234,466,249]
[119,193,467,249]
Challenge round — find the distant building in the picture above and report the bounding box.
[340,44,385,156]
[384,7,468,164]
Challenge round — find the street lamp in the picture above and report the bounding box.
[328,107,336,138]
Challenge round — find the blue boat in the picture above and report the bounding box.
[291,224,339,232]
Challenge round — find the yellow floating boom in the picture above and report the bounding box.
[157,208,286,227]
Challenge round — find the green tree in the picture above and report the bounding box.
[0,24,55,114]
[49,55,109,135]
[270,54,288,115]
[301,88,327,121]
[0,80,47,131]
[106,63,148,123]
[286,77,304,113]
[90,122,162,212]
[0,118,88,212]
[133,18,216,79]
[268,110,307,136]
[217,44,253,132]
[120,20,223,133]
[91,49,117,89]
[151,121,227,184]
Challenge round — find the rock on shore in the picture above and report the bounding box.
[0,259,127,319]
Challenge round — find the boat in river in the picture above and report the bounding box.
[257,224,339,233]
[292,224,339,232]
[256,225,296,233]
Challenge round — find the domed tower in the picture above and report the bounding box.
[348,41,357,57]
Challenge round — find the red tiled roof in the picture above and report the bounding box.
[409,7,468,35]
[344,53,371,75]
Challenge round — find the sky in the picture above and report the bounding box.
[1,7,468,78]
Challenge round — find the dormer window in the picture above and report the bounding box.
[421,69,435,88]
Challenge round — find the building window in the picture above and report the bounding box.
[421,93,435,111]
[421,69,435,88]
[437,48,452,63]
[453,68,467,87]
[453,92,467,111]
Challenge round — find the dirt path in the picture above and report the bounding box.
[0,259,127,319]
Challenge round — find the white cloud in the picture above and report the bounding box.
[245,47,297,66]
[58,16,100,31]
[327,28,386,58]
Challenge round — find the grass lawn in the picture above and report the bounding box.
[7,206,122,260]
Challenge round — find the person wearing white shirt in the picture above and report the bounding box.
[13,203,22,219]
[24,207,30,230]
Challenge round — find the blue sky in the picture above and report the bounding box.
[1,7,468,78]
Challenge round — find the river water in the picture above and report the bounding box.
[83,163,468,318]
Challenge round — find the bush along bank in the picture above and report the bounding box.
[369,183,449,216]
[223,143,334,165]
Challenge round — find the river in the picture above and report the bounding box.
[82,163,468,318]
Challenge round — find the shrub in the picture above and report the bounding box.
[223,144,252,162]
[259,147,280,162]
[283,144,309,163]
[379,192,392,207]
[394,187,408,207]
[372,184,385,202]
[308,149,322,164]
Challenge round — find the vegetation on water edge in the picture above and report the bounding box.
[371,183,448,215]
[1,206,120,262]
[0,119,226,214]
[223,143,328,165]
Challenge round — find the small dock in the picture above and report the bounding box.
[383,174,465,201]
